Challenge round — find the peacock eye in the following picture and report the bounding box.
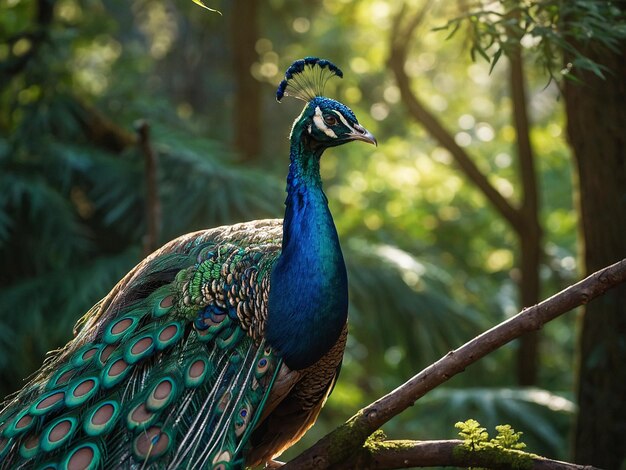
[323,114,337,126]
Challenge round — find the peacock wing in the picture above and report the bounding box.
[0,220,286,470]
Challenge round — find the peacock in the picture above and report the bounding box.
[0,57,376,469]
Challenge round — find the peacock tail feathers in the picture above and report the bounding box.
[0,220,288,469]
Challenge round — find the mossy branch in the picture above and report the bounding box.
[336,437,595,470]
[283,259,626,469]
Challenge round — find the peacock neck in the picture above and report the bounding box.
[266,131,348,370]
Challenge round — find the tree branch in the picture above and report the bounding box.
[339,438,599,470]
[77,98,137,152]
[283,258,626,469]
[388,4,523,233]
[135,120,161,255]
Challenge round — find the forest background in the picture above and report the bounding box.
[1,0,624,468]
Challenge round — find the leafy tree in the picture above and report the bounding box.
[432,1,626,466]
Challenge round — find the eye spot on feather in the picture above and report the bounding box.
[217,392,230,412]
[2,409,35,439]
[73,379,96,398]
[146,378,176,411]
[63,442,100,470]
[70,446,94,468]
[101,358,131,388]
[255,357,269,377]
[71,344,103,368]
[57,370,75,384]
[212,450,231,468]
[133,426,170,460]
[109,359,127,376]
[82,347,98,361]
[19,433,39,458]
[154,381,171,400]
[16,414,32,429]
[155,322,183,350]
[98,345,116,365]
[159,295,174,308]
[32,391,64,415]
[185,358,209,387]
[41,417,78,452]
[65,377,99,408]
[92,403,114,425]
[84,400,119,436]
[111,318,132,335]
[189,360,205,378]
[104,316,139,344]
[47,419,73,443]
[128,403,153,429]
[126,336,154,364]
[159,324,178,341]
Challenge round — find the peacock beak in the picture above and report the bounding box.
[349,123,377,146]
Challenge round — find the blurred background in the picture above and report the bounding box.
[1,0,624,466]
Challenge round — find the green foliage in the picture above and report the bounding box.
[493,424,526,450]
[435,0,626,81]
[457,419,528,452]
[456,418,490,450]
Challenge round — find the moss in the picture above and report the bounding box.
[326,410,373,463]
[453,445,536,470]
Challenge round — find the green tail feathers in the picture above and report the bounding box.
[0,232,282,469]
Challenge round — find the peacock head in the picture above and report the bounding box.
[277,57,376,149]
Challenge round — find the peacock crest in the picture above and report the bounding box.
[276,56,343,102]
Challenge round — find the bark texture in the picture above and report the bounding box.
[231,0,261,161]
[565,31,626,469]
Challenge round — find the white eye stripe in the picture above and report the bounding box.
[331,110,356,132]
[313,106,337,138]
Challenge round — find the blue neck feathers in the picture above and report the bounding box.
[266,130,348,370]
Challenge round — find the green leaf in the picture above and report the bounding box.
[489,48,503,74]
[191,0,222,14]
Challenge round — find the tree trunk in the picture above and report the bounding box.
[565,35,626,469]
[231,0,261,161]
[510,45,542,386]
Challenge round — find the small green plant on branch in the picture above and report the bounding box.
[455,419,533,469]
